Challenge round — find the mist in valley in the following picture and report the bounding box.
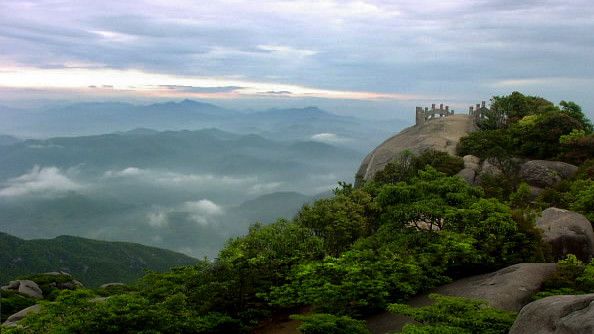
[0,101,407,258]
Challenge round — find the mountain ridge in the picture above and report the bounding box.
[0,232,198,288]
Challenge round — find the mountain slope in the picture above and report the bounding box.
[0,232,198,288]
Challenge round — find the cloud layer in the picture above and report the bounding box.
[0,0,592,118]
[0,166,81,197]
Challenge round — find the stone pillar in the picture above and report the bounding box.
[416,107,424,126]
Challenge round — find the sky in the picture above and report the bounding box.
[0,0,593,120]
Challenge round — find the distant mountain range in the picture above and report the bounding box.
[0,232,197,288]
[0,100,407,152]
[0,99,408,259]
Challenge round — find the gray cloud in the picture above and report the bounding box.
[1,0,593,118]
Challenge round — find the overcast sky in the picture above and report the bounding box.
[0,0,593,120]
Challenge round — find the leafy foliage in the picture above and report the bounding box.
[374,150,464,185]
[297,190,375,256]
[265,167,545,318]
[388,294,517,334]
[537,178,594,222]
[3,289,241,334]
[459,92,591,161]
[1,290,38,323]
[291,313,370,334]
[533,255,594,299]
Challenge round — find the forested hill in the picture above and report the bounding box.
[0,232,198,288]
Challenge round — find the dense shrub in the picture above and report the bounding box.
[388,294,517,334]
[533,255,594,299]
[291,313,370,334]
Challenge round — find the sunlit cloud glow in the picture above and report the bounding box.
[0,67,421,101]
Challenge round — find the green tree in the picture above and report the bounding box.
[560,100,593,133]
[565,179,594,222]
[297,189,376,256]
[488,91,555,127]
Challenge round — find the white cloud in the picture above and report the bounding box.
[104,167,145,177]
[145,199,224,228]
[258,45,319,57]
[147,210,168,228]
[104,167,256,188]
[184,199,224,226]
[183,199,224,216]
[310,132,350,144]
[0,166,81,197]
[91,30,138,43]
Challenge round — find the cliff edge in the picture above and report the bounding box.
[356,114,478,183]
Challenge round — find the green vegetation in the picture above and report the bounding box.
[458,91,593,164]
[2,91,592,333]
[533,255,594,299]
[0,233,198,288]
[388,294,517,334]
[1,290,38,323]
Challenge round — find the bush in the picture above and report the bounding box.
[290,313,370,334]
[533,255,594,299]
[1,290,38,323]
[388,294,517,334]
[415,149,464,176]
[456,129,512,159]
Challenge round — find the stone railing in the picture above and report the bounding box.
[415,103,454,126]
[469,101,489,124]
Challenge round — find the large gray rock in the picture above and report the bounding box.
[356,114,477,184]
[17,280,43,299]
[366,263,558,334]
[1,304,41,327]
[456,155,481,185]
[1,280,43,299]
[519,160,578,188]
[536,208,594,262]
[509,293,594,334]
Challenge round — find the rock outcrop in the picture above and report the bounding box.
[366,263,558,334]
[2,304,41,328]
[1,280,43,299]
[520,160,578,188]
[456,155,481,185]
[536,208,594,262]
[356,114,477,184]
[43,271,84,290]
[509,293,594,334]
